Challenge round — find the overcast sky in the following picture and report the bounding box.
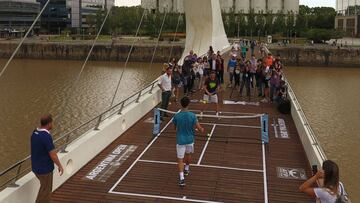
[115,0,336,8]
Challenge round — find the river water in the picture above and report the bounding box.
[0,59,162,172]
[0,59,358,201]
[285,67,360,201]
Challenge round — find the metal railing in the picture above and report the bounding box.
[283,75,327,162]
[0,78,160,190]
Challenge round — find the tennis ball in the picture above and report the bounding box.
[207,133,211,137]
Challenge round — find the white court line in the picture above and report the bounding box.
[260,116,269,203]
[138,159,263,173]
[108,110,179,193]
[197,124,216,165]
[200,122,261,129]
[191,109,258,116]
[109,191,224,203]
[272,118,279,138]
[262,142,269,203]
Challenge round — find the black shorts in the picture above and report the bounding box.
[264,79,270,88]
[203,69,210,76]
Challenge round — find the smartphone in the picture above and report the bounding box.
[312,165,318,175]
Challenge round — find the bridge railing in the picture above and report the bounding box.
[0,78,160,191]
[283,75,327,167]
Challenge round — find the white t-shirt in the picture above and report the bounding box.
[198,63,204,75]
[212,60,216,70]
[158,73,172,91]
[314,188,337,203]
[193,62,199,74]
[234,43,239,51]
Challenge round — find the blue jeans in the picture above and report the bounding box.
[161,91,171,116]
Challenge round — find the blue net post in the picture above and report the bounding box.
[152,108,161,137]
[261,114,269,144]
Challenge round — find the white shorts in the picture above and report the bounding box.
[203,94,218,103]
[176,143,194,159]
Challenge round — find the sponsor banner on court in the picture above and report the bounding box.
[223,100,260,106]
[84,144,137,182]
[144,117,154,123]
[277,167,307,180]
[261,114,269,144]
[277,118,289,139]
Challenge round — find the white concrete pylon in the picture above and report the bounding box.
[179,0,230,64]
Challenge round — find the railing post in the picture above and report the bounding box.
[8,164,21,187]
[118,101,125,115]
[94,114,103,130]
[60,134,70,153]
[135,90,142,103]
[149,82,155,94]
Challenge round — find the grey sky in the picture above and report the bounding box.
[115,0,336,8]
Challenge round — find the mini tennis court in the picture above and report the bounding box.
[108,110,268,203]
[52,96,314,203]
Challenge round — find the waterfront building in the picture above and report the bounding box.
[70,0,114,30]
[335,0,360,37]
[336,0,360,14]
[37,0,69,33]
[141,0,299,14]
[0,0,40,37]
[35,0,114,33]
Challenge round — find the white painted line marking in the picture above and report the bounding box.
[109,191,224,203]
[138,159,263,173]
[139,159,176,165]
[191,109,258,116]
[262,142,269,203]
[200,122,261,129]
[198,163,263,173]
[197,124,216,165]
[108,110,179,193]
[272,118,279,138]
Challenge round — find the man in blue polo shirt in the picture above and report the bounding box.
[173,97,204,187]
[31,114,63,203]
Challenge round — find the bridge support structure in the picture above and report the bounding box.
[179,0,230,64]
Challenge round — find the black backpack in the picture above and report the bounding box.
[335,182,350,203]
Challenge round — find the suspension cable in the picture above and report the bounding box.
[55,7,113,133]
[148,11,168,70]
[167,13,182,63]
[0,0,51,80]
[108,9,146,108]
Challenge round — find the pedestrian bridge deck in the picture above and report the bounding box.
[52,89,315,203]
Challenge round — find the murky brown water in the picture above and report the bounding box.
[0,60,358,201]
[0,59,162,173]
[285,67,360,202]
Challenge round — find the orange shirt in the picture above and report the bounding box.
[266,56,273,67]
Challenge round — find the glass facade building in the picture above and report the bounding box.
[337,0,360,14]
[0,0,40,34]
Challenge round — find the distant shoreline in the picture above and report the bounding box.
[0,40,360,67]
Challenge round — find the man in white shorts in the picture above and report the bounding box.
[202,71,221,116]
[173,97,204,187]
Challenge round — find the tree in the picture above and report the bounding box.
[264,11,274,35]
[255,11,265,36]
[237,12,247,36]
[272,11,286,35]
[247,9,256,36]
[86,14,96,35]
[306,29,344,43]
